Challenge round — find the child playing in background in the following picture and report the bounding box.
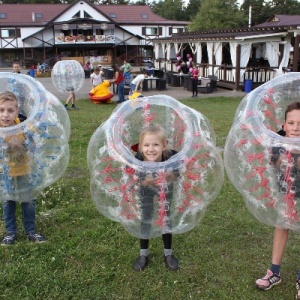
[90,67,103,88]
[133,123,179,271]
[0,91,45,245]
[130,71,149,94]
[255,102,300,299]
[65,89,77,110]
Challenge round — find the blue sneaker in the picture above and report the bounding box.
[1,234,16,246]
[27,232,46,243]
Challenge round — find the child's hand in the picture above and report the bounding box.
[166,171,176,182]
[141,175,156,186]
[8,137,24,150]
[275,157,283,169]
[297,157,300,169]
[141,172,176,186]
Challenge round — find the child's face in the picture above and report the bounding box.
[0,101,19,127]
[12,63,20,73]
[140,133,166,162]
[283,109,300,138]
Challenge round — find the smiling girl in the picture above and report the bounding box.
[133,123,179,271]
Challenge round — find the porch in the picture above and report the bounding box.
[153,59,278,91]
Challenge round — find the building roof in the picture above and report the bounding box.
[99,5,188,25]
[152,14,300,43]
[0,2,188,27]
[154,27,286,43]
[0,4,67,26]
[254,14,300,28]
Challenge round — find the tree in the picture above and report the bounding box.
[240,0,269,26]
[189,0,247,30]
[267,0,300,15]
[151,0,187,21]
[131,0,147,4]
[185,0,201,21]
[240,0,300,26]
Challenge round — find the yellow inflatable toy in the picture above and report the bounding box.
[89,80,114,104]
[128,91,143,100]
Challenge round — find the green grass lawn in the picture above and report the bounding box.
[0,96,298,300]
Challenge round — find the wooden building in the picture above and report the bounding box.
[153,15,300,90]
[0,0,188,68]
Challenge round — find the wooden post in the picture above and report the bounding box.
[235,44,241,90]
[212,46,215,75]
[293,35,300,72]
[279,44,283,65]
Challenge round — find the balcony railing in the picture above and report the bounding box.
[54,35,115,44]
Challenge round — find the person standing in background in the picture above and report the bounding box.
[191,65,199,98]
[123,60,132,80]
[111,65,125,104]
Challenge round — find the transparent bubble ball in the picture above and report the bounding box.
[51,60,85,93]
[0,73,70,202]
[88,95,224,238]
[224,72,300,231]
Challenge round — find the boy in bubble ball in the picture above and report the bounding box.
[132,123,179,271]
[256,102,300,298]
[12,61,21,74]
[0,91,46,245]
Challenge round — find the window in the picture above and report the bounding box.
[35,13,42,19]
[1,28,16,38]
[74,29,93,36]
[84,11,92,18]
[142,27,162,36]
[172,27,184,34]
[141,13,147,19]
[2,51,16,62]
[62,30,71,36]
[146,27,158,35]
[72,11,80,18]
[109,13,116,18]
[95,29,103,35]
[0,13,6,19]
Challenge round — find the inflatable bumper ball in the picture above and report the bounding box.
[224,72,300,231]
[0,73,70,202]
[88,95,224,238]
[51,60,85,93]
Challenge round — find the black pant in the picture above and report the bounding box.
[139,187,172,249]
[140,233,172,249]
[192,78,198,96]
